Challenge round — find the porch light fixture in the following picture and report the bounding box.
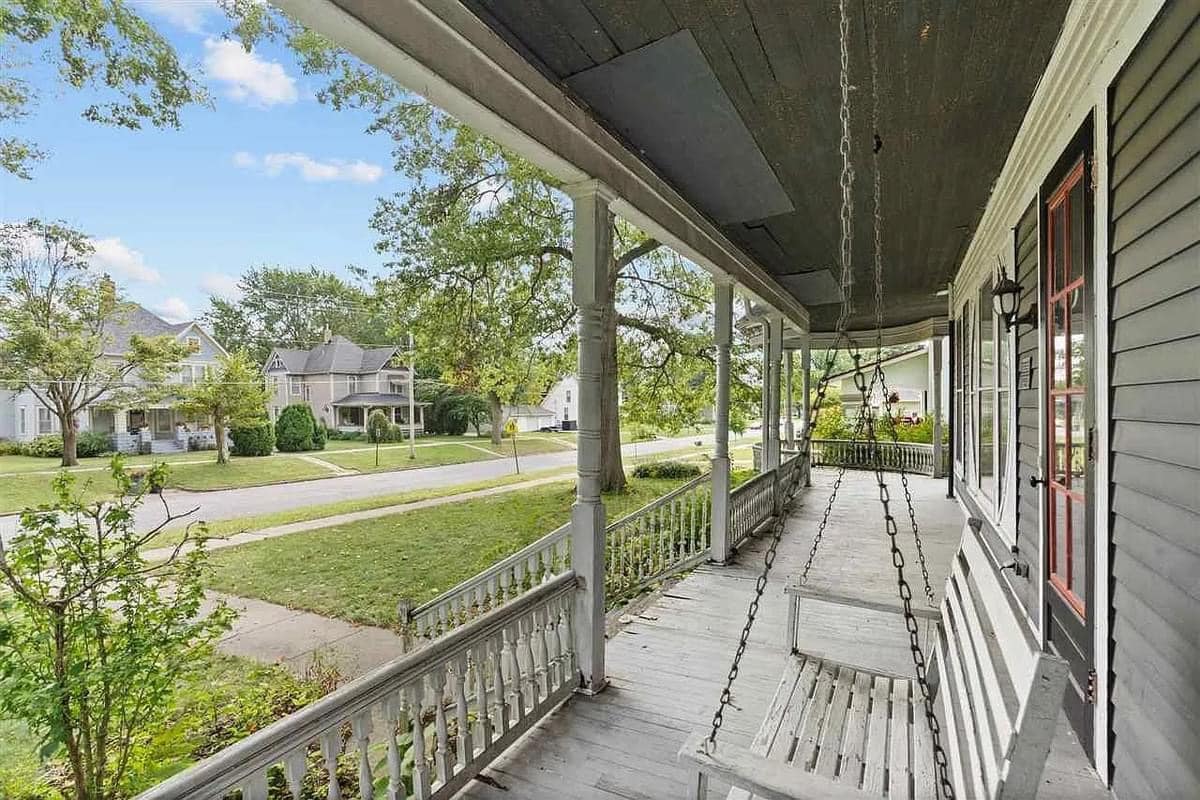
[991,257,1034,332]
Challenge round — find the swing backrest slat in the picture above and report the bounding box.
[931,521,1069,799]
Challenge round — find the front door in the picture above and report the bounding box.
[152,409,174,439]
[1043,154,1095,755]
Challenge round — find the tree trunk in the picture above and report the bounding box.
[599,299,626,492]
[215,414,228,464]
[60,407,79,467]
[488,392,503,445]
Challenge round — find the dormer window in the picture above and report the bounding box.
[186,336,201,353]
[268,354,285,371]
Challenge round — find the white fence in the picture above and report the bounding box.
[136,572,578,800]
[810,438,939,475]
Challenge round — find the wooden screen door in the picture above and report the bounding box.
[1044,154,1095,755]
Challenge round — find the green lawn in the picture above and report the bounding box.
[0,450,206,475]
[205,477,684,628]
[318,437,565,473]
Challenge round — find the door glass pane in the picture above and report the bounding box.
[1069,178,1085,284]
[1052,302,1068,389]
[1053,492,1068,580]
[1070,498,1087,604]
[1052,396,1067,484]
[1069,289,1086,387]
[1070,394,1086,486]
[1053,204,1066,289]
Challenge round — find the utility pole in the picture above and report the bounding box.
[407,332,416,460]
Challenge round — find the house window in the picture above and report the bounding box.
[978,279,995,502]
[303,384,312,401]
[18,407,26,435]
[290,378,302,396]
[347,375,359,394]
[186,336,201,353]
[566,389,572,404]
[37,407,54,435]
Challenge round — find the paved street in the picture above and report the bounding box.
[1,433,728,541]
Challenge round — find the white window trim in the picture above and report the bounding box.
[289,377,302,397]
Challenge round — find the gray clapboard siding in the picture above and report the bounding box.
[1107,3,1200,797]
[1009,198,1040,621]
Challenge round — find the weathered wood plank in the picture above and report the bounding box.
[888,679,911,800]
[791,661,836,770]
[862,676,891,794]
[814,667,854,778]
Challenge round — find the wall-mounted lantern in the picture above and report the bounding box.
[991,258,1036,332]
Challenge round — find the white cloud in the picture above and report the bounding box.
[232,150,384,184]
[203,38,298,107]
[90,237,161,284]
[201,272,243,300]
[137,0,217,34]
[153,297,193,323]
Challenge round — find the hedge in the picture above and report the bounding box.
[631,461,702,479]
[275,404,316,452]
[230,423,275,457]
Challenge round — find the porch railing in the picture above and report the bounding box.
[408,473,714,642]
[135,571,578,800]
[810,438,938,475]
[605,473,712,605]
[729,469,776,550]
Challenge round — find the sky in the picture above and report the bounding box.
[1,0,408,324]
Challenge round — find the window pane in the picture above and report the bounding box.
[1052,203,1067,290]
[979,389,994,500]
[1052,396,1067,485]
[1069,289,1086,387]
[1069,178,1085,285]
[1052,302,1068,389]
[1053,492,1068,579]
[1070,498,1086,603]
[979,280,994,390]
[1070,394,1087,486]
[998,388,1009,514]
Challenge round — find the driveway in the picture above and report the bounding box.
[1,434,724,541]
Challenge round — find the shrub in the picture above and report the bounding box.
[310,411,327,451]
[324,427,361,441]
[22,435,63,459]
[0,439,25,456]
[230,423,275,457]
[275,404,315,452]
[366,409,391,443]
[76,430,113,459]
[631,460,702,479]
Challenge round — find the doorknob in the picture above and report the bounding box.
[1029,474,1046,488]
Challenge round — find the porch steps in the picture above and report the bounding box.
[149,440,186,454]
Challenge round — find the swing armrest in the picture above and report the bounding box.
[785,582,941,622]
[679,733,876,800]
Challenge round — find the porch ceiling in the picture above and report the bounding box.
[459,0,1070,333]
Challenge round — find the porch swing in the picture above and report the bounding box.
[680,3,1069,799]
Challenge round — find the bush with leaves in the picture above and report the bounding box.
[310,410,327,450]
[75,430,113,458]
[631,461,702,479]
[366,409,391,444]
[230,422,275,457]
[275,404,316,452]
[0,458,235,799]
[20,435,63,458]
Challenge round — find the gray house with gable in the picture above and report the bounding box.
[263,334,425,434]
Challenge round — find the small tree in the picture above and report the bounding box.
[729,406,748,438]
[275,403,316,452]
[176,351,270,464]
[0,220,189,466]
[367,409,390,466]
[0,459,235,799]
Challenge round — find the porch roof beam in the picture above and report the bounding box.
[274,0,809,330]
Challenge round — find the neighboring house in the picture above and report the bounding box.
[500,404,557,433]
[541,375,579,429]
[0,304,228,454]
[829,340,950,421]
[263,334,425,434]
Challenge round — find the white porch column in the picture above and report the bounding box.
[567,180,611,694]
[784,349,795,447]
[932,336,945,479]
[709,279,734,564]
[765,312,783,470]
[759,322,770,466]
[801,335,812,486]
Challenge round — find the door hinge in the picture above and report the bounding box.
[1085,669,1097,704]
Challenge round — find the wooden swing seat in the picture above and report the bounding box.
[682,521,1070,800]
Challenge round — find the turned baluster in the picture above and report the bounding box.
[430,669,450,785]
[383,695,405,800]
[351,711,374,800]
[545,597,564,689]
[516,616,537,709]
[240,773,269,800]
[503,624,527,722]
[319,728,342,800]
[472,642,494,749]
[407,684,432,800]
[453,652,474,769]
[532,605,550,699]
[283,748,307,800]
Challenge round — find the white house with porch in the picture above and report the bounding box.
[140,2,1197,799]
[0,304,227,454]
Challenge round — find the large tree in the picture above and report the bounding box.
[175,351,270,464]
[1,0,210,179]
[204,266,392,364]
[223,8,720,490]
[0,220,188,465]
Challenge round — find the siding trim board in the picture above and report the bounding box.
[1106,4,1200,798]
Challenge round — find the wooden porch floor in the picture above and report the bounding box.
[455,469,1110,799]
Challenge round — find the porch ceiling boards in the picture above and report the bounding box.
[460,0,1070,333]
